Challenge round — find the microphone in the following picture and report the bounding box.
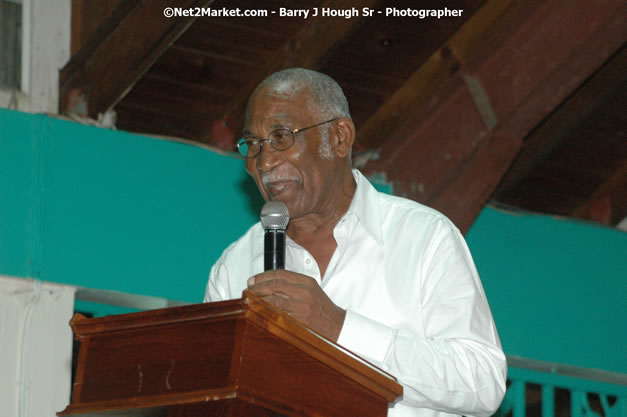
[260,201,290,271]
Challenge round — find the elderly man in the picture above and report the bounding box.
[205,68,507,416]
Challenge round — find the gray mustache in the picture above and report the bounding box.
[261,174,299,185]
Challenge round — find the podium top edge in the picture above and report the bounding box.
[69,297,247,335]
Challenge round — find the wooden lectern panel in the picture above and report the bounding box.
[59,291,402,417]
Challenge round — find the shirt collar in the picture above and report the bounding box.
[345,169,384,245]
[253,168,384,264]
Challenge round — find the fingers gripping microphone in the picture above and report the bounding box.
[260,201,290,271]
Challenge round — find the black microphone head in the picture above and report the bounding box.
[260,201,290,230]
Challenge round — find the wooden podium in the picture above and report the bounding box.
[59,291,402,417]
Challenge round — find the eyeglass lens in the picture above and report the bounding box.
[238,129,294,158]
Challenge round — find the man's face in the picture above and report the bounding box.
[244,87,339,220]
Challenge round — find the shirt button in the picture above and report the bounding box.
[305,258,311,265]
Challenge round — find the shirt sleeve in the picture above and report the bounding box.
[337,223,507,416]
[204,261,229,302]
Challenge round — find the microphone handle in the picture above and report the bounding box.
[264,229,285,271]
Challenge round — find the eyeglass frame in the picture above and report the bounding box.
[236,118,338,158]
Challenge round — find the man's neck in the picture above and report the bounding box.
[287,170,357,245]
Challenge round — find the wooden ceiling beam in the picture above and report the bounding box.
[495,46,627,196]
[70,0,125,56]
[356,0,526,149]
[363,0,625,233]
[220,0,380,134]
[60,0,214,118]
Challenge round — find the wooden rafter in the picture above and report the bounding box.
[60,0,214,118]
[496,47,627,196]
[356,0,526,149]
[363,0,626,233]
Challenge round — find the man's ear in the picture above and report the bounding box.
[333,118,356,158]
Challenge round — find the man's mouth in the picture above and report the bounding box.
[265,180,294,196]
[262,173,300,197]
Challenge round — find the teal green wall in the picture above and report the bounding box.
[0,109,41,277]
[467,209,627,375]
[0,108,263,304]
[1,109,625,375]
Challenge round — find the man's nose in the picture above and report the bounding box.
[257,141,281,172]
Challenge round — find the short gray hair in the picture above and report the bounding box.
[248,68,352,121]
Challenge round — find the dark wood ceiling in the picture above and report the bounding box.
[61,0,626,233]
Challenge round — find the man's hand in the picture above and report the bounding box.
[247,270,346,342]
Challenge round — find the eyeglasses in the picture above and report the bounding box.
[236,118,337,158]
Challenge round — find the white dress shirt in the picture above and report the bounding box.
[205,170,507,417]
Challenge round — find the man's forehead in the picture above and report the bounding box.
[242,112,293,135]
[246,90,313,125]
[247,103,299,122]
